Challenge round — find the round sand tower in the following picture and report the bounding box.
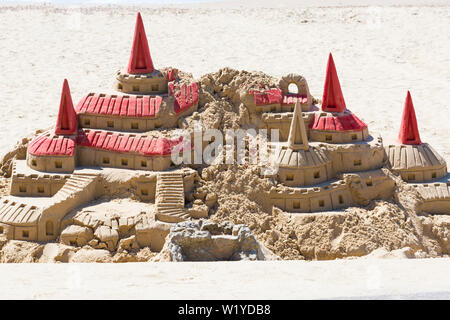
[272,101,333,186]
[385,91,447,182]
[115,13,173,95]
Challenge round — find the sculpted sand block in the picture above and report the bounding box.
[0,12,448,261]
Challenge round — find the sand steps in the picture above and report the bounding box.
[155,172,189,223]
[52,173,98,202]
[38,173,101,240]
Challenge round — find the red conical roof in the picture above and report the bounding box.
[322,53,346,113]
[398,91,421,145]
[55,79,78,135]
[127,12,154,74]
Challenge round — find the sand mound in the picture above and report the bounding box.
[194,163,448,260]
[179,68,279,132]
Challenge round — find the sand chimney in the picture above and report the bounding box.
[398,91,422,145]
[287,101,309,150]
[321,53,346,113]
[127,12,155,74]
[55,79,77,135]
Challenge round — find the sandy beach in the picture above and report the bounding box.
[0,0,449,299]
[1,258,449,299]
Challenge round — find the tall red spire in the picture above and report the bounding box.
[55,79,77,135]
[322,53,346,113]
[398,91,422,145]
[127,12,154,74]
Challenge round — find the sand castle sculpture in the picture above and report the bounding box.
[0,13,448,251]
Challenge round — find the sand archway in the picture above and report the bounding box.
[279,74,310,96]
[278,74,312,111]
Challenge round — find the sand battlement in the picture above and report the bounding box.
[264,178,352,213]
[265,169,394,213]
[10,160,69,197]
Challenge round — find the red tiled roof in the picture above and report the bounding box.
[76,129,186,156]
[249,89,283,106]
[309,112,367,131]
[173,82,199,114]
[75,94,162,118]
[282,94,308,106]
[28,134,76,157]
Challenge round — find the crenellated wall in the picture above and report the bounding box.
[264,180,352,213]
[264,169,395,213]
[115,69,169,94]
[10,161,69,197]
[76,146,174,171]
[262,112,314,141]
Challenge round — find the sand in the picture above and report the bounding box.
[0,258,449,299]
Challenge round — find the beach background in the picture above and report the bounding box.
[0,0,449,163]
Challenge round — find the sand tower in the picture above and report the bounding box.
[385,91,447,182]
[116,13,171,94]
[287,100,309,151]
[309,53,369,143]
[27,79,77,173]
[274,101,333,186]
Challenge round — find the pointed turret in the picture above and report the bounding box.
[55,79,77,135]
[398,91,421,145]
[288,101,309,150]
[322,53,346,113]
[127,12,154,74]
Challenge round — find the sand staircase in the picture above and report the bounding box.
[155,172,189,223]
[40,172,100,239]
[51,173,98,202]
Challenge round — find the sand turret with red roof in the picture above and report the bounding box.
[308,53,369,143]
[397,91,421,145]
[116,13,176,95]
[27,80,77,172]
[385,91,447,182]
